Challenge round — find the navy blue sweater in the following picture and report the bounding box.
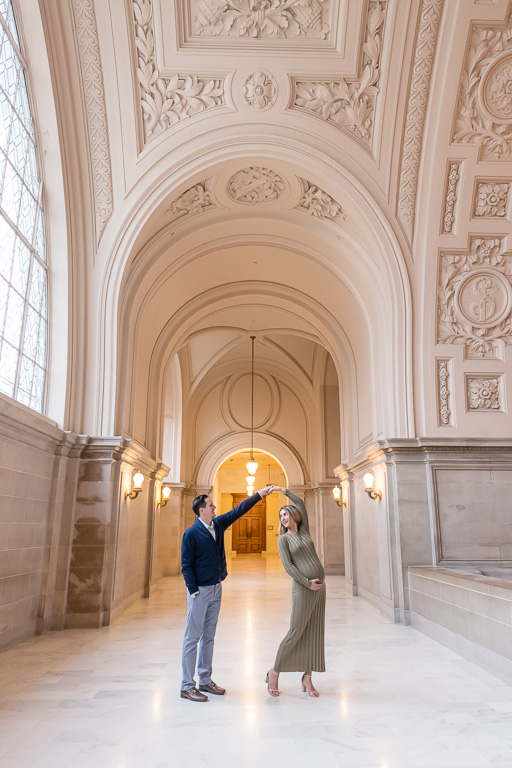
[181,493,262,595]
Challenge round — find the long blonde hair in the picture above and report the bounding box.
[278,504,302,535]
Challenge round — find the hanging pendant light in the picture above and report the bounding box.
[246,335,259,476]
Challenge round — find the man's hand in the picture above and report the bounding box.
[258,486,274,497]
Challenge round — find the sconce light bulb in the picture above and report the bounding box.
[133,471,144,490]
[162,486,171,501]
[363,471,374,490]
[332,486,341,500]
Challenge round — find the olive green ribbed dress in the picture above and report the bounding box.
[274,490,326,673]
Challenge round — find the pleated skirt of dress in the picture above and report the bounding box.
[274,580,326,673]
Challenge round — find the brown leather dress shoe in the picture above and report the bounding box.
[199,681,226,695]
[180,687,208,702]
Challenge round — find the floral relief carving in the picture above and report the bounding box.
[71,0,113,242]
[192,0,330,39]
[243,72,277,110]
[438,360,452,425]
[397,0,444,241]
[133,0,224,143]
[292,1,387,143]
[296,182,345,221]
[228,167,285,203]
[474,182,510,217]
[454,13,512,159]
[437,238,512,357]
[467,377,501,410]
[166,183,214,220]
[442,161,460,234]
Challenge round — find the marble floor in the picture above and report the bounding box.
[1,556,512,768]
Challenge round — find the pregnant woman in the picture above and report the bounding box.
[266,487,325,698]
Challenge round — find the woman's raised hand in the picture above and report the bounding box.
[271,485,287,494]
[309,578,323,591]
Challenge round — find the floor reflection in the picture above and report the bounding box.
[0,554,512,767]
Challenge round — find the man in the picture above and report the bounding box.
[180,486,274,701]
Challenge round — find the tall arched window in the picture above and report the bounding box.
[0,0,47,412]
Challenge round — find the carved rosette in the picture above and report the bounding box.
[133,0,225,143]
[191,0,330,39]
[243,72,277,111]
[71,0,113,242]
[296,181,345,221]
[437,238,512,357]
[454,14,512,159]
[228,167,285,204]
[166,183,214,221]
[474,182,510,217]
[466,377,502,411]
[292,1,387,144]
[438,359,452,426]
[397,0,444,241]
[442,161,461,234]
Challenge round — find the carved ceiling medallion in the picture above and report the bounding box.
[228,167,285,203]
[243,71,277,110]
[437,238,512,357]
[479,50,512,125]
[466,377,502,411]
[454,268,512,329]
[474,182,510,217]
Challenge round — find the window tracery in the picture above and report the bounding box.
[0,0,47,412]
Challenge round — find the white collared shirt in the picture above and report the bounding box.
[199,518,216,541]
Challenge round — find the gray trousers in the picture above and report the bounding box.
[181,583,222,691]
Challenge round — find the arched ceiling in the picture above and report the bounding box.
[35,0,512,446]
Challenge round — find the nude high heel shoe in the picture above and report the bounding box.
[265,669,279,697]
[301,673,319,697]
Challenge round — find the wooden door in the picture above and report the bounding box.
[231,495,266,553]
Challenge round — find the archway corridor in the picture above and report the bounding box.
[1,558,511,767]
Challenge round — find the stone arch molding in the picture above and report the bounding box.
[195,433,304,488]
[140,282,359,459]
[98,136,413,445]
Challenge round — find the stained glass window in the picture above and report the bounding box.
[0,1,47,412]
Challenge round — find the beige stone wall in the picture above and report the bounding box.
[435,468,512,561]
[0,396,63,650]
[409,566,512,684]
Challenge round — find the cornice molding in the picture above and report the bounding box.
[71,0,113,242]
[397,0,444,244]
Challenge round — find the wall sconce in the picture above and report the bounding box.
[158,486,171,507]
[363,471,382,501]
[332,485,346,507]
[125,470,144,500]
